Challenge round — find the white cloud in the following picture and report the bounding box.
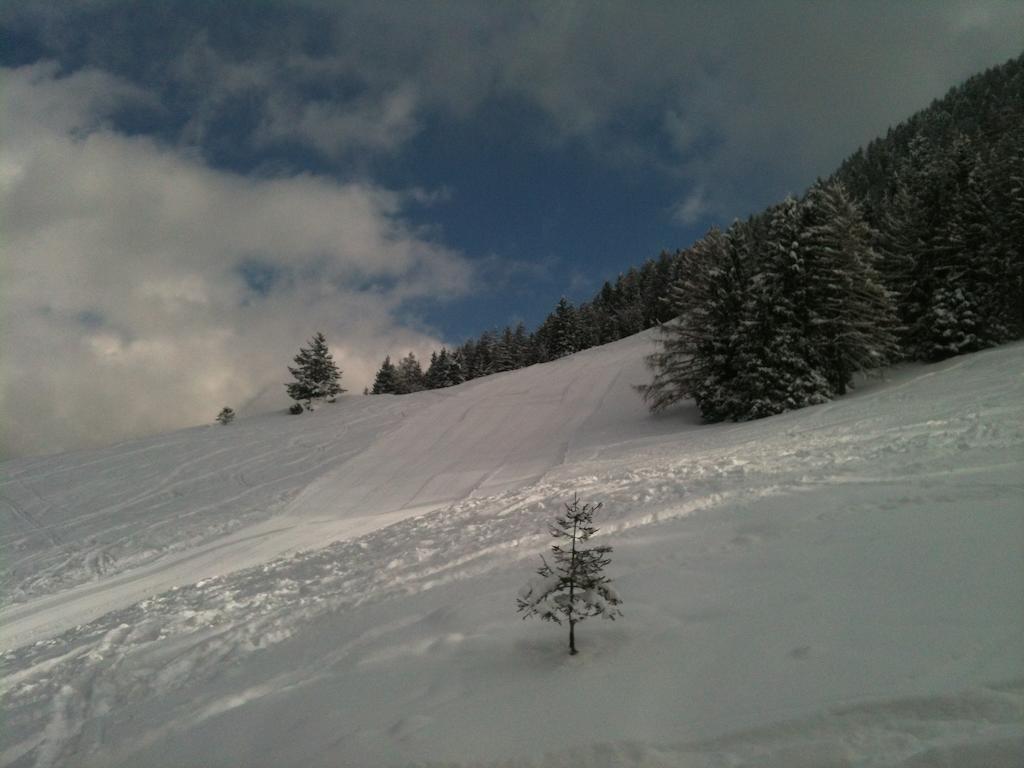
[311,2,1024,215]
[671,188,707,227]
[21,2,1020,217]
[255,84,421,158]
[0,63,472,458]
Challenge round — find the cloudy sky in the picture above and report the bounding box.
[2,1,1022,459]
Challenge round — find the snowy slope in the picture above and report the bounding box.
[2,333,1023,767]
[0,334,661,645]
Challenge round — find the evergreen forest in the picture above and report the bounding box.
[369,53,1023,421]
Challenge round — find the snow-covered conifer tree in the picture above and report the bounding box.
[549,297,583,358]
[371,355,399,394]
[510,322,532,368]
[728,196,832,418]
[798,179,899,393]
[473,331,497,377]
[285,332,345,410]
[395,352,425,394]
[215,406,235,425]
[424,348,461,389]
[447,348,467,386]
[642,224,750,419]
[493,328,516,372]
[424,351,443,389]
[517,494,622,655]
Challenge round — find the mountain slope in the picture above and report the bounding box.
[2,335,1023,767]
[1,333,663,644]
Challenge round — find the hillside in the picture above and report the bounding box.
[2,333,1022,767]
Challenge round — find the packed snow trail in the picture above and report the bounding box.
[2,336,1022,767]
[281,335,661,519]
[0,393,414,605]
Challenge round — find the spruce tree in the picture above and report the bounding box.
[550,297,582,358]
[371,355,399,394]
[613,269,646,337]
[730,197,832,418]
[424,348,461,389]
[285,332,344,410]
[395,352,425,394]
[798,179,899,393]
[448,348,467,386]
[424,351,443,389]
[875,169,927,343]
[1002,131,1024,336]
[642,226,746,417]
[592,281,621,344]
[510,322,532,368]
[493,328,516,372]
[474,330,498,376]
[517,495,622,655]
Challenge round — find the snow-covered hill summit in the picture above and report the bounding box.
[2,333,1022,767]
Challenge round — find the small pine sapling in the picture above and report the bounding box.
[517,494,622,654]
[215,406,235,425]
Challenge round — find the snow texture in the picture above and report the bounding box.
[2,331,1022,767]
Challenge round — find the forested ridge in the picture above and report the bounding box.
[368,53,1022,420]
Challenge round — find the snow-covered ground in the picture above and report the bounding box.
[2,332,1022,767]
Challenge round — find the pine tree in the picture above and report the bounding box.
[371,355,399,394]
[1001,130,1024,336]
[447,348,467,386]
[215,406,235,425]
[613,268,646,337]
[462,342,481,380]
[641,227,746,417]
[517,494,622,655]
[424,350,443,389]
[798,179,899,393]
[395,352,425,394]
[474,330,498,377]
[285,332,345,410]
[592,281,621,343]
[875,169,927,342]
[550,297,582,358]
[493,328,516,373]
[730,196,832,418]
[510,322,533,368]
[424,348,462,389]
[575,302,601,350]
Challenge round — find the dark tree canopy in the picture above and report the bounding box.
[371,355,399,395]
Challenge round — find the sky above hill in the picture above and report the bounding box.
[2,1,1022,458]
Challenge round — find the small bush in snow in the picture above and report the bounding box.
[289,403,304,415]
[215,407,235,425]
[517,494,622,654]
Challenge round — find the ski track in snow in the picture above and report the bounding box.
[2,333,1023,767]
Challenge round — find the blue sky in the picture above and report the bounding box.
[2,1,1022,457]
